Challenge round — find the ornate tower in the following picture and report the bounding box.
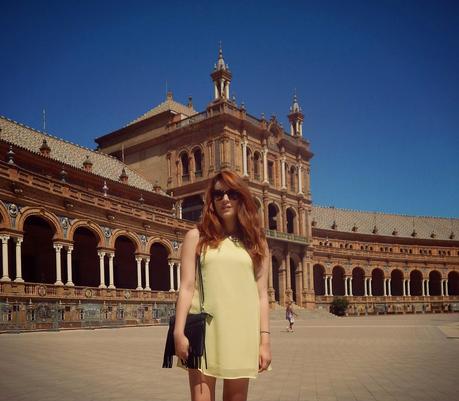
[287,92,304,137]
[210,46,232,101]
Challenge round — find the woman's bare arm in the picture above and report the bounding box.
[173,227,200,360]
[256,240,272,371]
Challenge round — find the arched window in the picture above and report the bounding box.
[193,148,203,177]
[180,152,189,182]
[289,166,296,192]
[246,148,252,178]
[253,152,261,181]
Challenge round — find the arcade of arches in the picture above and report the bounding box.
[0,215,182,292]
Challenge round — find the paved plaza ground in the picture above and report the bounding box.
[1,313,458,401]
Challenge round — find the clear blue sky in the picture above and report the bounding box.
[1,0,458,218]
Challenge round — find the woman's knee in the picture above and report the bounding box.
[188,370,216,401]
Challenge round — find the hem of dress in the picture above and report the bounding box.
[179,364,258,380]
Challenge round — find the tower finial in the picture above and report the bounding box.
[211,44,232,100]
[287,90,304,137]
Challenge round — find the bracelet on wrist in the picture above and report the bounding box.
[260,331,271,334]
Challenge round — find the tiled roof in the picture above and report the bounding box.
[126,93,197,127]
[0,116,163,194]
[311,205,459,241]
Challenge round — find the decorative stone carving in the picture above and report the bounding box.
[7,203,19,218]
[59,217,70,237]
[102,226,112,239]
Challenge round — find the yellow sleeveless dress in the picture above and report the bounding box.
[181,237,261,379]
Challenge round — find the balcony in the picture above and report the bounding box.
[265,229,308,244]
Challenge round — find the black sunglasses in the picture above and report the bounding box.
[211,189,240,201]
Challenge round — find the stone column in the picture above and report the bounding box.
[281,156,286,189]
[388,278,392,296]
[262,146,268,184]
[0,235,10,282]
[364,277,368,296]
[402,279,406,296]
[407,279,411,296]
[98,251,106,288]
[445,279,449,296]
[136,257,143,290]
[14,237,24,283]
[297,164,303,194]
[108,253,115,289]
[242,139,248,177]
[295,261,303,306]
[176,263,181,290]
[422,279,426,296]
[324,275,328,296]
[278,258,287,305]
[144,257,151,291]
[426,279,430,296]
[169,261,175,292]
[328,276,333,296]
[369,278,373,296]
[383,278,387,296]
[285,251,291,291]
[344,276,349,296]
[54,244,63,286]
[66,246,74,286]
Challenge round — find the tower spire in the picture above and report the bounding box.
[211,45,232,101]
[287,91,304,137]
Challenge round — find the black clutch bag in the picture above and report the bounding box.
[162,255,211,369]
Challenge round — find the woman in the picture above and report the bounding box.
[173,170,272,401]
[285,301,297,332]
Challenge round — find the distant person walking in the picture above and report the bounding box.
[285,302,297,332]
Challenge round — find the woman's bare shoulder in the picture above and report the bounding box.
[184,227,200,242]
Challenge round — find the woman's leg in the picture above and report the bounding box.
[188,369,216,401]
[222,378,249,401]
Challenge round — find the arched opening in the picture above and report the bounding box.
[72,227,99,287]
[268,203,279,230]
[193,148,203,177]
[289,166,296,192]
[352,267,365,296]
[371,268,384,296]
[332,266,345,296]
[429,270,442,296]
[246,148,252,178]
[182,195,204,222]
[286,208,296,234]
[253,152,261,181]
[272,255,280,302]
[410,270,423,296]
[448,271,459,295]
[150,243,170,291]
[391,269,404,296]
[267,160,274,185]
[180,152,189,183]
[289,257,297,302]
[313,264,325,295]
[114,236,137,289]
[22,216,55,284]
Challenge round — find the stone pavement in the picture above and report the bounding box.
[0,313,458,401]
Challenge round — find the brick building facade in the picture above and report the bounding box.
[0,49,458,331]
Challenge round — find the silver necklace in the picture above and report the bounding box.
[227,235,240,243]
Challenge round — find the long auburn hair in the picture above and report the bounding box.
[197,170,266,272]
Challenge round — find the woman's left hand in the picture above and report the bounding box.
[258,343,272,372]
